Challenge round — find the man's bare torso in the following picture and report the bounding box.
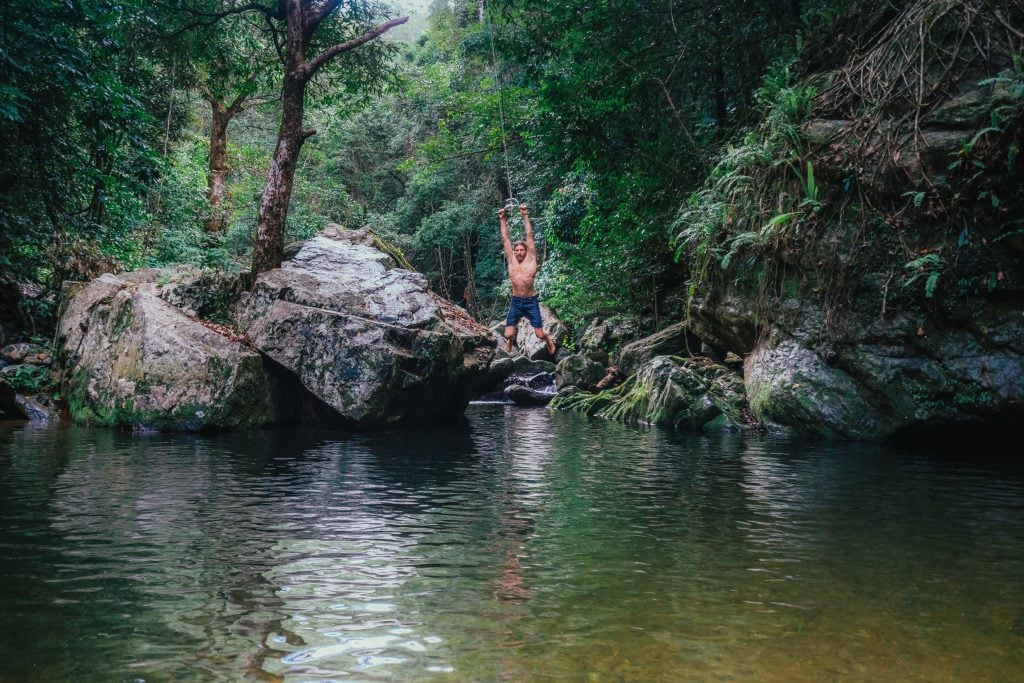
[508,257,538,297]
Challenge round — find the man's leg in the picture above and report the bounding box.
[534,327,556,356]
[505,325,517,353]
[525,297,555,357]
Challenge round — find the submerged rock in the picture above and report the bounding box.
[551,355,755,430]
[234,225,493,427]
[58,274,280,431]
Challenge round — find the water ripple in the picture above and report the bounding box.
[1,413,1023,680]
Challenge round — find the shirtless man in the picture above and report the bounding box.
[500,204,557,356]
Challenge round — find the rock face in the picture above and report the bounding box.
[58,273,280,431]
[743,307,1024,439]
[551,355,754,430]
[615,322,701,376]
[685,65,1024,440]
[234,225,493,427]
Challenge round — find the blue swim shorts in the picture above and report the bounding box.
[506,295,544,329]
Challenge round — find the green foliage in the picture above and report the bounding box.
[903,253,944,299]
[5,364,48,393]
[672,70,819,287]
[0,0,175,290]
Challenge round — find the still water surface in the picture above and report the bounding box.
[1,405,1022,681]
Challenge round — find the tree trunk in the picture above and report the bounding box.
[713,58,728,135]
[248,5,408,275]
[462,232,478,318]
[206,102,230,233]
[251,74,308,273]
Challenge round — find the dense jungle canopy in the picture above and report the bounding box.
[1,0,1021,338]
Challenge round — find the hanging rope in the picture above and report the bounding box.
[481,2,547,263]
[483,1,516,207]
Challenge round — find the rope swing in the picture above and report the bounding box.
[481,2,546,262]
[482,0,518,212]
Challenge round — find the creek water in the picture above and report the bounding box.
[1,404,1022,681]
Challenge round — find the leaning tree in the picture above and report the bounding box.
[252,2,407,273]
[175,0,407,272]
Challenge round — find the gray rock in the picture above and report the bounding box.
[555,354,605,390]
[488,355,556,380]
[617,322,701,376]
[503,383,556,406]
[743,306,1024,440]
[513,302,568,360]
[58,273,281,431]
[155,267,247,320]
[922,74,1018,127]
[607,316,644,348]
[14,394,58,421]
[578,317,611,351]
[744,337,881,438]
[234,225,493,427]
[0,363,43,381]
[1,343,46,364]
[803,119,853,146]
[687,288,759,357]
[0,377,57,422]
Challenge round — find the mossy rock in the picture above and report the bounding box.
[551,355,756,431]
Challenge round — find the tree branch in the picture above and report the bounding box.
[261,10,286,63]
[163,2,278,38]
[300,16,409,80]
[307,0,344,31]
[227,71,260,114]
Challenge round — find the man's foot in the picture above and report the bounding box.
[506,338,514,353]
[546,340,556,357]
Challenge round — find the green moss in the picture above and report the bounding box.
[552,356,755,431]
[369,230,416,271]
[110,299,135,338]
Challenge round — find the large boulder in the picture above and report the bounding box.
[514,302,569,360]
[555,353,605,390]
[234,225,493,427]
[616,322,701,376]
[58,273,281,431]
[551,355,755,430]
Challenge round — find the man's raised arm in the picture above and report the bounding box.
[520,205,537,256]
[499,207,514,259]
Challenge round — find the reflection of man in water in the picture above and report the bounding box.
[492,502,531,604]
[490,410,551,606]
